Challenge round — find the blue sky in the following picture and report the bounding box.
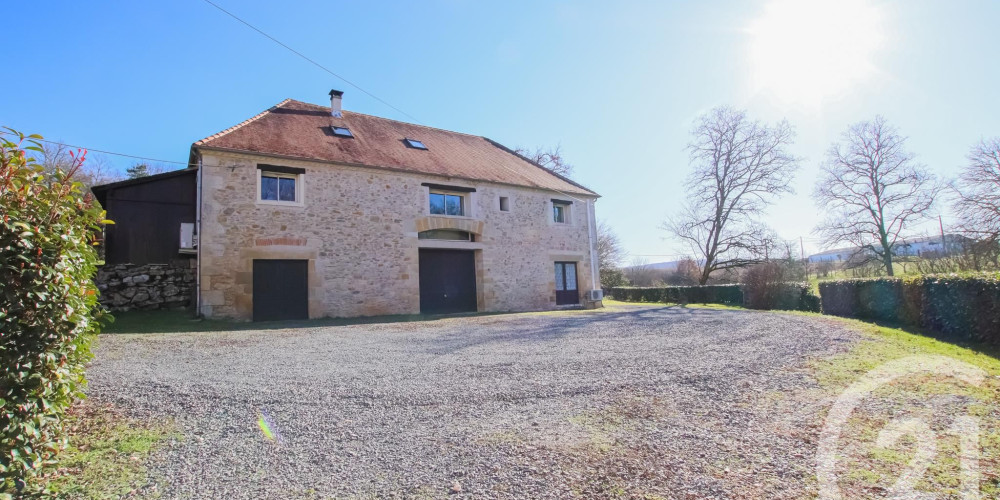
[4,1,999,261]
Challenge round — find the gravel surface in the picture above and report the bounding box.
[87,305,859,499]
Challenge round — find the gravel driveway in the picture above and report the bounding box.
[88,304,859,499]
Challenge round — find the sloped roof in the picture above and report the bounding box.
[192,99,596,196]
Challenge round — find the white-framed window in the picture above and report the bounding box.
[499,196,510,212]
[429,191,465,216]
[257,166,304,206]
[552,201,571,223]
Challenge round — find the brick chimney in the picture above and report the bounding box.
[329,89,344,118]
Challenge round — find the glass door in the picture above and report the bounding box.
[555,262,579,305]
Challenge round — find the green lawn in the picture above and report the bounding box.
[39,402,178,499]
[801,313,1000,497]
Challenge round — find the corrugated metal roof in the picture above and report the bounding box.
[192,99,597,196]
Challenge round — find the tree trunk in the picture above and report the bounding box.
[883,251,895,276]
[699,265,711,285]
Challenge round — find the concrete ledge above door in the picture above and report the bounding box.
[415,216,485,236]
[417,240,485,250]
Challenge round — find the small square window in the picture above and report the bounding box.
[404,138,427,150]
[553,203,568,223]
[331,126,353,138]
[499,196,510,212]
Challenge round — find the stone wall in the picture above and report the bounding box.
[197,150,600,320]
[96,260,195,311]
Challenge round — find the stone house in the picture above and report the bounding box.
[96,90,602,320]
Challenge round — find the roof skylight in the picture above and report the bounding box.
[331,126,353,138]
[404,138,427,150]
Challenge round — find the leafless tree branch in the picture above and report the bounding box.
[951,137,1000,242]
[513,144,574,178]
[663,106,801,284]
[813,116,939,276]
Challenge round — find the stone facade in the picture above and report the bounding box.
[197,150,600,320]
[96,260,195,311]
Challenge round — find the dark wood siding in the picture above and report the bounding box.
[95,170,197,265]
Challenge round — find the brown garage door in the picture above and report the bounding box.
[419,249,477,314]
[252,259,308,321]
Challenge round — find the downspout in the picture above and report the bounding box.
[587,198,599,293]
[195,152,203,318]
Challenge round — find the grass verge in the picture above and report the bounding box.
[801,314,1000,497]
[39,402,178,499]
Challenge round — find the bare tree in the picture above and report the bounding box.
[664,106,800,285]
[667,258,701,286]
[125,162,170,179]
[31,142,123,189]
[952,137,1000,241]
[513,145,574,178]
[77,154,123,187]
[814,116,938,276]
[596,220,629,287]
[624,257,655,287]
[596,220,625,269]
[32,141,75,176]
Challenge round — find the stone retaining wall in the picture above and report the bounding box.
[96,260,196,311]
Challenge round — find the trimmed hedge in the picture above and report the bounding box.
[608,283,820,312]
[607,285,744,305]
[818,274,1000,343]
[744,282,821,312]
[1,132,108,494]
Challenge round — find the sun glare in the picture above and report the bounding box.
[748,0,885,107]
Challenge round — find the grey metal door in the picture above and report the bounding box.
[252,259,308,321]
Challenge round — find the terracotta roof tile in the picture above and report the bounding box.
[192,99,597,196]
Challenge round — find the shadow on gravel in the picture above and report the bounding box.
[103,303,747,335]
[421,305,749,354]
[104,309,501,334]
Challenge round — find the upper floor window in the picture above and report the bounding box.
[553,201,570,223]
[257,164,305,206]
[430,192,464,216]
[262,174,296,202]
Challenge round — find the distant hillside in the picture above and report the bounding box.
[626,260,681,271]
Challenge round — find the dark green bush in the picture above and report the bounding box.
[607,285,744,306]
[769,283,821,312]
[742,267,819,312]
[1,130,109,494]
[609,283,819,312]
[921,274,1000,342]
[818,273,1000,343]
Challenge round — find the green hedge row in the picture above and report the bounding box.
[743,282,821,312]
[607,283,820,312]
[1,132,107,494]
[818,274,1000,343]
[607,285,744,305]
